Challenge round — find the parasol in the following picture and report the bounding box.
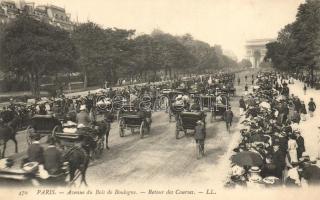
[231,151,263,167]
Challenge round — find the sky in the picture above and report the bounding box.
[31,0,305,59]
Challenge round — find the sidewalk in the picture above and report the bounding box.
[288,80,320,160]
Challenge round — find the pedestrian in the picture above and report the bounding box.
[239,96,246,116]
[245,75,248,83]
[291,110,301,124]
[237,77,240,86]
[295,132,305,160]
[194,120,206,159]
[300,101,307,121]
[287,134,298,163]
[308,98,316,117]
[272,143,286,180]
[251,79,254,85]
[224,107,233,132]
[303,84,307,95]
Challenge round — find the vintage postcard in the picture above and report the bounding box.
[0,0,319,199]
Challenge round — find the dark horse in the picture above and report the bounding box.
[63,146,90,186]
[0,117,20,158]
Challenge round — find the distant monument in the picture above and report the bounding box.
[245,38,276,68]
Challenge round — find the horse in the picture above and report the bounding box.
[0,117,20,158]
[63,146,90,186]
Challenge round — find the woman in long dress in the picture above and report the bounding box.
[287,134,298,163]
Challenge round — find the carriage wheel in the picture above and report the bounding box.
[139,121,146,139]
[119,119,125,137]
[52,125,62,137]
[26,125,32,145]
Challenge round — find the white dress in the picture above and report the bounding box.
[288,139,298,163]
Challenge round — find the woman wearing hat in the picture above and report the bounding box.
[76,105,91,128]
[247,166,264,188]
[300,101,307,121]
[288,134,298,163]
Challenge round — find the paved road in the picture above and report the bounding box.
[2,70,253,188]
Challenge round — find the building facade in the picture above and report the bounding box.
[0,0,73,31]
[245,38,276,68]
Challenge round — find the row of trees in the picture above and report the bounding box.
[265,0,320,85]
[0,15,243,97]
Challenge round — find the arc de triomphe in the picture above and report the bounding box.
[245,38,276,68]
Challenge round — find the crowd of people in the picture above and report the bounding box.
[227,72,320,188]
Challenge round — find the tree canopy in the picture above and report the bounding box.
[265,0,320,84]
[0,17,239,95]
[0,15,78,97]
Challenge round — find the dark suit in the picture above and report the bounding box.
[27,143,44,164]
[224,110,233,131]
[194,124,205,155]
[296,136,305,159]
[272,149,286,179]
[43,146,63,175]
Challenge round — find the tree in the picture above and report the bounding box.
[72,22,106,87]
[266,0,320,86]
[291,0,320,86]
[238,59,252,69]
[0,15,78,97]
[72,23,135,87]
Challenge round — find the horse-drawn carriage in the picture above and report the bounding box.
[26,115,62,144]
[175,111,206,139]
[210,95,230,122]
[0,161,69,186]
[119,110,152,139]
[52,121,105,159]
[163,90,184,122]
[0,149,88,186]
[221,87,236,96]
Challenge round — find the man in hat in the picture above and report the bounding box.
[272,143,286,179]
[295,131,305,160]
[194,120,206,158]
[76,105,91,127]
[223,107,233,132]
[43,136,63,175]
[27,132,44,164]
[308,98,316,117]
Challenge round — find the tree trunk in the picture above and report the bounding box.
[310,65,314,88]
[30,71,40,98]
[169,67,172,80]
[83,69,88,88]
[34,72,40,98]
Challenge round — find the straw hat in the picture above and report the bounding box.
[80,105,86,111]
[249,166,261,173]
[77,124,85,128]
